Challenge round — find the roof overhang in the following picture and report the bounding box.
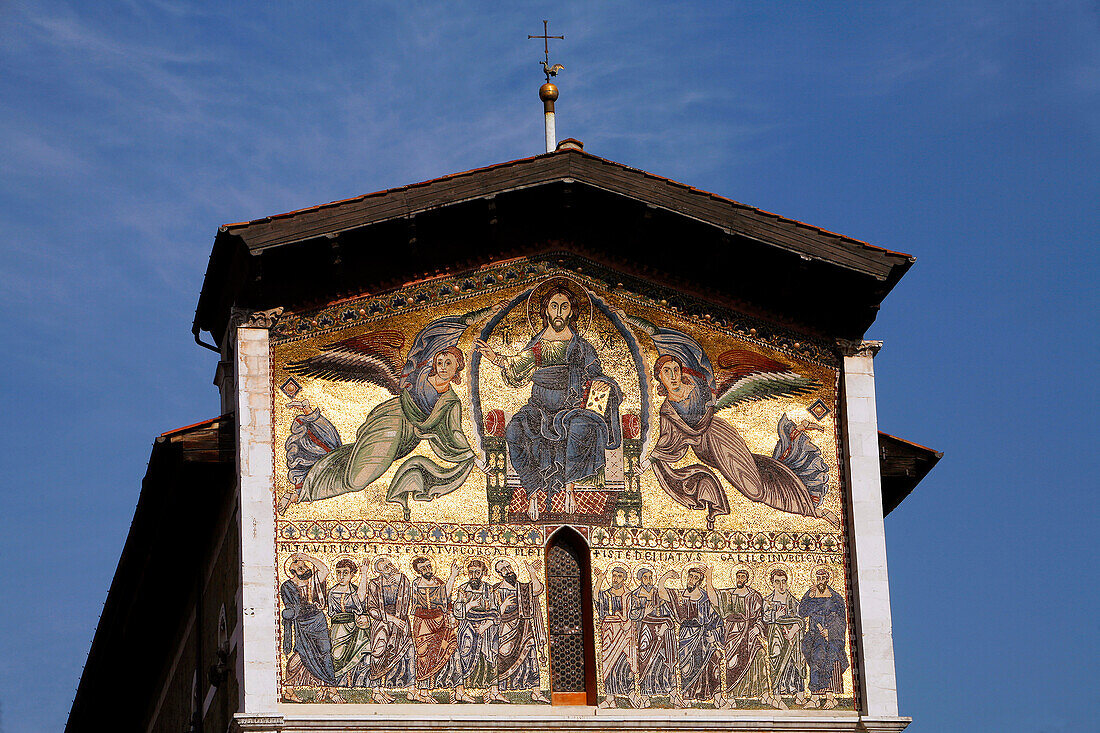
[879,431,942,515]
[194,147,915,348]
[66,417,236,731]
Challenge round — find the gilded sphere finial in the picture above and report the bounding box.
[539,83,559,102]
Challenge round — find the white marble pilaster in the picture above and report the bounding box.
[840,340,899,719]
[236,324,279,714]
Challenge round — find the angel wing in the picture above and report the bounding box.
[622,313,658,337]
[713,349,821,410]
[286,330,405,395]
[460,302,505,328]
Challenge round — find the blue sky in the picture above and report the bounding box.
[1,1,1097,730]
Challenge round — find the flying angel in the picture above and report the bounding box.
[625,316,839,529]
[278,308,498,517]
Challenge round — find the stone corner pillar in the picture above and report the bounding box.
[233,308,283,715]
[839,339,900,719]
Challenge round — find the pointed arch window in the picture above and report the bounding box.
[544,527,597,705]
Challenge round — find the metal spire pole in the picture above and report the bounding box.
[528,20,564,153]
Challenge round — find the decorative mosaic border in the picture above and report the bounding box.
[269,253,838,366]
[275,519,844,555]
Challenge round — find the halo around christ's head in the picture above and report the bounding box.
[527,275,592,336]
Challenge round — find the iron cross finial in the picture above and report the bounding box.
[528,20,564,82]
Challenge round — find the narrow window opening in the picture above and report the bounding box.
[545,527,597,705]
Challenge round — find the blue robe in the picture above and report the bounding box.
[669,590,723,701]
[281,579,338,686]
[772,414,830,504]
[503,332,622,502]
[285,408,341,488]
[798,587,848,694]
[493,582,544,691]
[633,586,675,696]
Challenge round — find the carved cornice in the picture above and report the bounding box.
[232,715,284,732]
[230,306,285,330]
[836,339,883,358]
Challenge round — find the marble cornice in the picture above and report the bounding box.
[232,711,910,733]
[836,339,883,358]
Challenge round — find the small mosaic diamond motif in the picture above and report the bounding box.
[280,377,301,398]
[809,398,830,420]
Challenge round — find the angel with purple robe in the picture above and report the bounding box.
[278,311,491,516]
[626,319,839,529]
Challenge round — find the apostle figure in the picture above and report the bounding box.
[280,554,342,702]
[475,281,622,519]
[632,567,676,706]
[762,568,808,708]
[628,320,837,530]
[798,568,849,709]
[491,559,548,702]
[362,556,415,703]
[594,564,644,708]
[716,569,769,708]
[660,566,724,708]
[408,557,466,703]
[282,312,487,517]
[452,559,502,701]
[326,558,372,687]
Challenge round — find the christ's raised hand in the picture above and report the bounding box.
[473,338,503,366]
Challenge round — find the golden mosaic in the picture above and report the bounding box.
[270,256,855,710]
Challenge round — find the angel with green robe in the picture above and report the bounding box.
[278,313,484,517]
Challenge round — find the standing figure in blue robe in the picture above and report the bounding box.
[798,568,849,710]
[660,566,726,709]
[280,554,343,702]
[475,283,622,520]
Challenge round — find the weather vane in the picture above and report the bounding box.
[528,19,564,82]
[528,20,564,153]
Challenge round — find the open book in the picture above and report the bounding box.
[584,379,612,415]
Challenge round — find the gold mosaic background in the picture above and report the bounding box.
[270,257,855,710]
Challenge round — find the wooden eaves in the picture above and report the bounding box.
[194,147,915,349]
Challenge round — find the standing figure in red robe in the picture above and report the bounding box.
[409,557,465,702]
